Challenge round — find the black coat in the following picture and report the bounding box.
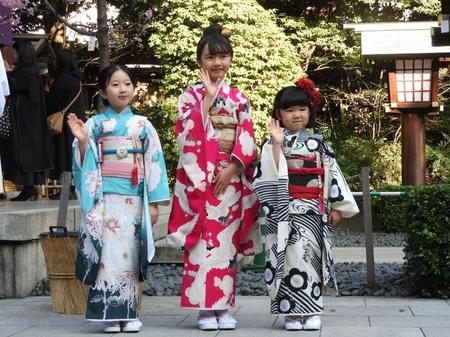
[7,66,51,176]
[46,72,86,177]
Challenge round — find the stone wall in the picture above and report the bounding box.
[0,201,171,298]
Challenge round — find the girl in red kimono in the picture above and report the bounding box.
[167,24,261,331]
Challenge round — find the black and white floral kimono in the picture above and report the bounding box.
[254,129,359,315]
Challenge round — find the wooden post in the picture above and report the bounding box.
[57,172,72,227]
[401,111,425,185]
[361,167,376,288]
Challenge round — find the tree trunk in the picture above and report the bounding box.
[97,0,110,70]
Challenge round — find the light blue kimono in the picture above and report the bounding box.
[73,106,170,320]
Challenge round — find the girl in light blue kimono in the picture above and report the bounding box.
[68,64,170,333]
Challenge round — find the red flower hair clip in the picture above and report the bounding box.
[294,77,321,108]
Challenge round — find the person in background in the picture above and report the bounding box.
[46,48,86,199]
[3,39,51,201]
[0,47,10,200]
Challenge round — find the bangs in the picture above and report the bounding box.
[197,33,233,60]
[277,86,311,110]
[272,85,316,128]
[206,38,232,56]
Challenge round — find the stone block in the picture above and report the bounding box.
[152,238,183,264]
[0,241,46,298]
[0,199,172,298]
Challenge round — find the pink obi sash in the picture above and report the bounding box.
[99,136,144,185]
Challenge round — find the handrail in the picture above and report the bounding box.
[352,191,406,197]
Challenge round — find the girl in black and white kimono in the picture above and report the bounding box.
[253,78,359,331]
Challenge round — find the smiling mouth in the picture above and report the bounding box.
[119,96,128,100]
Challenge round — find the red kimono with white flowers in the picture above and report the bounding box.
[167,81,261,309]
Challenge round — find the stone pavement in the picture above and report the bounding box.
[0,296,449,337]
[333,247,404,263]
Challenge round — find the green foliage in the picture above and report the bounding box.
[333,137,401,190]
[371,142,402,188]
[258,0,440,22]
[138,98,179,187]
[372,184,414,232]
[321,84,400,142]
[334,136,380,190]
[278,16,360,71]
[147,0,302,186]
[426,146,450,184]
[149,0,302,147]
[407,0,441,16]
[403,185,450,298]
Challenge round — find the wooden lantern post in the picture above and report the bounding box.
[344,22,450,186]
[387,58,440,185]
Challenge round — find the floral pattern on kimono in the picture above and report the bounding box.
[73,107,170,320]
[167,81,261,309]
[254,129,359,315]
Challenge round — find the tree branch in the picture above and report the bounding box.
[42,0,97,37]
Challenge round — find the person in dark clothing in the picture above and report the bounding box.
[46,49,86,199]
[3,40,51,201]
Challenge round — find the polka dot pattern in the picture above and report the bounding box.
[0,105,12,139]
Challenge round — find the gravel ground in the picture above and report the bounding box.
[141,262,414,298]
[32,231,412,297]
[333,228,406,247]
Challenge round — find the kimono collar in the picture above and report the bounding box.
[103,105,133,121]
[284,128,311,141]
[219,79,229,91]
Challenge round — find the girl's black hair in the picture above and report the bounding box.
[196,24,233,61]
[271,86,315,128]
[55,48,81,79]
[12,40,40,77]
[98,64,134,106]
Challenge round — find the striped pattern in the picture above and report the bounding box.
[270,214,325,315]
[254,128,358,317]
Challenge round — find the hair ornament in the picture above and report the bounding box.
[294,77,321,108]
[221,27,232,39]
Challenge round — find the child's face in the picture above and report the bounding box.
[100,69,134,113]
[277,105,310,132]
[198,44,231,83]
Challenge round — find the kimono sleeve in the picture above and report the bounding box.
[253,140,291,300]
[143,120,170,205]
[322,142,359,218]
[72,117,102,214]
[231,94,257,170]
[253,140,289,217]
[71,117,103,284]
[175,85,203,138]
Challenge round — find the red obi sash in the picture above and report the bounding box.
[287,156,325,213]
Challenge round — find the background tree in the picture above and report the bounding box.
[255,0,447,188]
[148,0,302,182]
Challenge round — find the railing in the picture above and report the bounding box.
[352,191,405,197]
[353,167,405,289]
